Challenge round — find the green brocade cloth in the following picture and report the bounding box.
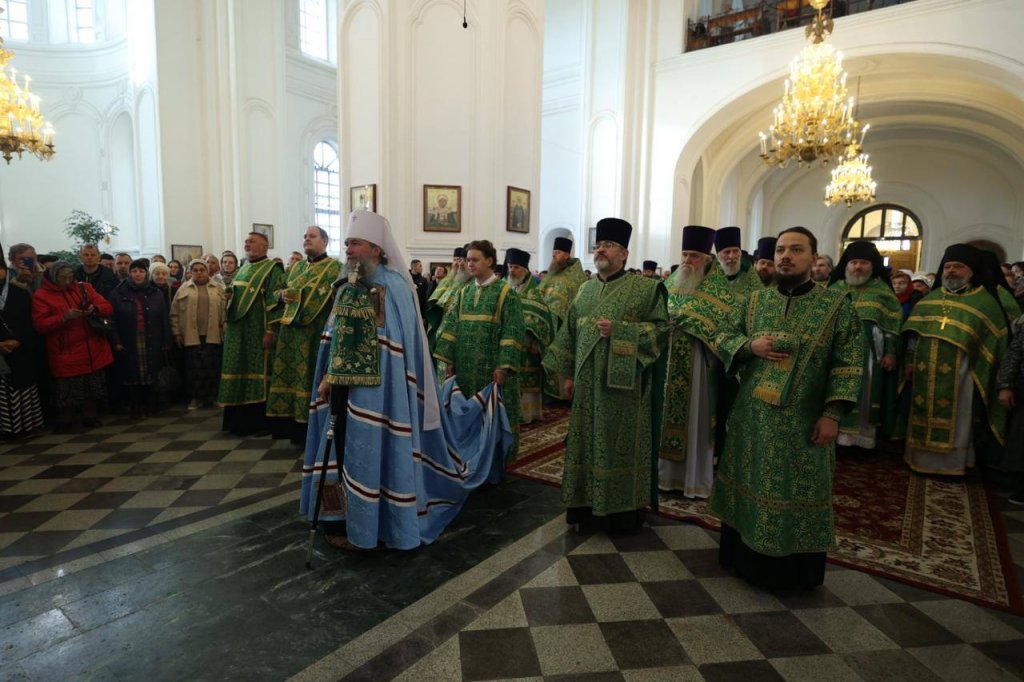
[660,270,746,462]
[434,277,526,456]
[217,259,286,407]
[711,260,764,305]
[326,282,382,387]
[266,257,342,422]
[543,273,669,517]
[709,284,864,556]
[902,286,1010,452]
[539,259,587,324]
[830,278,903,439]
[509,277,556,396]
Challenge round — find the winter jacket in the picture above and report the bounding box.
[0,280,40,389]
[170,279,227,346]
[32,279,114,378]
[107,281,172,385]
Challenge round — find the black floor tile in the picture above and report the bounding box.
[207,461,258,474]
[732,610,830,658]
[567,553,636,584]
[459,627,541,681]
[607,528,669,553]
[854,603,961,648]
[70,492,137,510]
[236,473,287,488]
[546,673,625,682]
[32,465,93,479]
[182,450,231,462]
[600,619,689,669]
[841,649,943,682]
[90,508,163,530]
[123,462,176,476]
[643,579,722,618]
[52,478,113,493]
[700,659,785,682]
[675,548,731,578]
[0,531,81,557]
[973,640,1024,679]
[170,490,229,507]
[144,476,200,491]
[0,495,35,514]
[520,586,595,626]
[771,585,846,610]
[0,511,58,533]
[102,452,151,463]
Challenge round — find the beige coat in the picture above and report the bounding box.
[170,280,227,346]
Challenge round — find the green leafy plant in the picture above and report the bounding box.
[63,210,118,247]
[47,249,81,267]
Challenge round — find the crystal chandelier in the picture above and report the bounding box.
[0,9,56,164]
[824,143,876,207]
[758,0,865,168]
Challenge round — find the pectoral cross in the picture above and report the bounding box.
[940,316,948,330]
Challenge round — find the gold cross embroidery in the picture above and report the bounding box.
[940,316,948,330]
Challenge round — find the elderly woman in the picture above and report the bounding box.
[32,261,114,431]
[108,259,171,418]
[0,248,44,438]
[151,262,175,306]
[171,259,227,409]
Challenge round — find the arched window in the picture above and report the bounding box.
[0,0,30,41]
[842,204,923,273]
[313,141,341,253]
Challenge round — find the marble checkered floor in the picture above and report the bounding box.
[2,409,1024,680]
[0,406,301,578]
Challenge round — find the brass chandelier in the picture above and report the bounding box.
[824,142,876,207]
[758,0,865,168]
[0,8,56,164]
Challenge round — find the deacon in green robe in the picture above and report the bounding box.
[709,227,864,590]
[505,248,555,424]
[903,244,1010,476]
[538,236,587,398]
[426,246,472,380]
[218,232,287,435]
[828,241,903,449]
[659,226,745,499]
[266,226,341,442]
[543,218,669,533]
[435,240,526,458]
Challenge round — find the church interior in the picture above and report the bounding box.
[1,0,1024,679]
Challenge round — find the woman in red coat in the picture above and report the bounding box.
[32,261,114,431]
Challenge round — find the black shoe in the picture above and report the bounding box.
[1008,490,1024,506]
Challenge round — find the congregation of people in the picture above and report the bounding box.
[3,213,1024,591]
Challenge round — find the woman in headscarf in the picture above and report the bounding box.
[108,259,171,418]
[170,259,227,409]
[32,260,114,431]
[168,259,185,285]
[0,245,44,439]
[150,262,174,307]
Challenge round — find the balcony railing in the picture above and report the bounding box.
[684,0,915,53]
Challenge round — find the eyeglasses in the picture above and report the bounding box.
[594,241,622,251]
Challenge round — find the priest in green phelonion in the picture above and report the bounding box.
[504,247,555,424]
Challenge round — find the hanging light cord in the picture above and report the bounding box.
[463,0,468,28]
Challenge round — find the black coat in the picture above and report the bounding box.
[0,281,39,389]
[107,281,171,384]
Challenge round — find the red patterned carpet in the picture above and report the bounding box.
[513,408,1023,614]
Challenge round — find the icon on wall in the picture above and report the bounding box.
[251,223,274,249]
[350,184,377,213]
[506,186,530,234]
[171,244,204,265]
[423,185,462,233]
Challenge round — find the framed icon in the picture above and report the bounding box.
[423,185,462,232]
[350,184,377,212]
[171,244,204,265]
[506,186,530,233]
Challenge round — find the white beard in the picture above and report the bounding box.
[507,273,526,289]
[845,271,870,287]
[670,267,704,295]
[943,275,968,292]
[720,261,740,277]
[344,257,377,281]
[454,269,471,284]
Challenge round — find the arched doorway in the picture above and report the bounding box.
[842,204,923,273]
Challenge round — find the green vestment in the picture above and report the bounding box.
[712,260,764,305]
[266,256,342,423]
[543,272,669,517]
[509,276,556,423]
[709,283,864,556]
[218,258,287,406]
[434,277,526,456]
[660,269,746,463]
[539,259,587,397]
[830,277,903,444]
[902,286,1010,474]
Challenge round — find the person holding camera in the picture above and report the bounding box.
[0,246,44,439]
[31,260,114,432]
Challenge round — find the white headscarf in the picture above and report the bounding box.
[346,210,440,429]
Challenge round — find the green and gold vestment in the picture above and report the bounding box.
[543,272,669,518]
[434,277,526,456]
[660,269,746,463]
[509,276,555,423]
[902,286,1010,474]
[830,277,903,443]
[266,256,341,423]
[217,258,287,406]
[709,282,864,556]
[539,258,587,325]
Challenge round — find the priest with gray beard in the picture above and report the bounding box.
[505,248,555,423]
[658,226,746,498]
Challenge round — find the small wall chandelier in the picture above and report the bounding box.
[758,0,864,168]
[0,9,56,164]
[824,143,876,207]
